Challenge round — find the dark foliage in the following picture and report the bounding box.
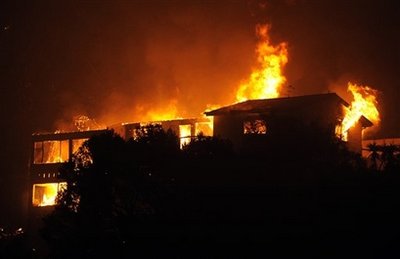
[41,128,180,258]
[0,228,32,258]
[366,143,400,173]
[40,126,400,258]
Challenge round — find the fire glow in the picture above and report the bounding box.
[179,124,192,149]
[49,24,380,152]
[235,24,288,102]
[32,182,67,207]
[342,82,380,133]
[138,100,181,122]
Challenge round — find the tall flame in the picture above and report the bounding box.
[342,82,380,133]
[236,24,288,102]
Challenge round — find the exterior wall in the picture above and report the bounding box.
[347,122,363,153]
[213,114,247,151]
[210,103,365,154]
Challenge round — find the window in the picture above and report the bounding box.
[32,182,67,207]
[243,120,267,134]
[179,124,192,149]
[33,140,69,164]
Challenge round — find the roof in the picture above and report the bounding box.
[204,93,373,127]
[205,93,346,115]
[32,129,110,141]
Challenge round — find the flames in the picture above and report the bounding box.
[235,24,288,102]
[136,100,181,122]
[32,182,67,207]
[41,193,56,207]
[48,24,382,152]
[44,140,69,163]
[342,82,380,133]
[179,124,192,148]
[135,100,215,142]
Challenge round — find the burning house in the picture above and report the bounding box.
[27,22,379,212]
[111,117,213,149]
[30,129,109,209]
[28,118,213,210]
[29,91,375,211]
[29,91,378,211]
[205,93,373,153]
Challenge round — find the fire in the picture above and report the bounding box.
[137,100,182,122]
[179,124,192,148]
[73,115,104,131]
[342,82,380,133]
[46,142,62,163]
[32,182,67,207]
[41,193,56,207]
[236,24,288,102]
[198,104,219,135]
[195,116,213,137]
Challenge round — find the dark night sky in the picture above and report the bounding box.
[0,0,399,226]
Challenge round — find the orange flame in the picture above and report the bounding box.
[342,82,380,133]
[236,24,288,102]
[137,100,182,122]
[179,124,192,148]
[32,182,67,207]
[44,140,69,163]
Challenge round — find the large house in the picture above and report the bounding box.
[29,118,212,210]
[204,93,373,153]
[29,92,373,211]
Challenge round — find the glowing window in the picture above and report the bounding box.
[32,182,67,207]
[179,124,192,149]
[33,140,69,164]
[243,120,267,134]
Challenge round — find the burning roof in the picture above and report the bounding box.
[205,93,373,128]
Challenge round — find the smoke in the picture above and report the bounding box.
[37,0,398,138]
[47,1,258,128]
[1,0,399,228]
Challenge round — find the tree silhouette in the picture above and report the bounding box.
[39,125,400,257]
[182,133,234,160]
[380,144,400,173]
[367,142,381,171]
[41,128,180,257]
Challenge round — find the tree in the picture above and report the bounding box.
[367,142,381,171]
[41,128,180,257]
[380,144,400,173]
[182,133,234,160]
[40,124,400,257]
